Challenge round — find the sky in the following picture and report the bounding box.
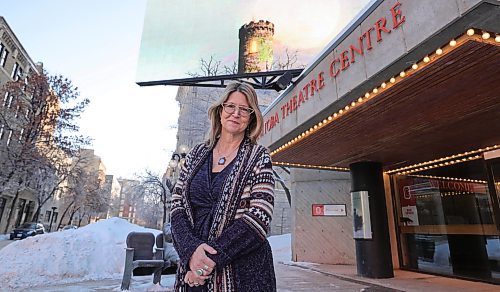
[1,0,179,178]
[1,0,370,178]
[0,218,291,290]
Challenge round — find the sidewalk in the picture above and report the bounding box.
[285,262,499,292]
[26,261,499,291]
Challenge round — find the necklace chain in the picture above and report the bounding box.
[216,145,238,165]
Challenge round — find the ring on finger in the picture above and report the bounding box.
[196,268,204,276]
[203,264,209,270]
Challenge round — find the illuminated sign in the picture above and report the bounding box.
[263,1,406,136]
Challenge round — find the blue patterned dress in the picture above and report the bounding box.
[187,152,235,292]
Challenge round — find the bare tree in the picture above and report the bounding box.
[61,166,108,227]
[0,71,90,232]
[272,48,305,70]
[223,61,238,75]
[54,155,94,229]
[136,169,169,225]
[187,55,223,77]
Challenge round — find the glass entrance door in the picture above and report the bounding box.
[393,156,500,283]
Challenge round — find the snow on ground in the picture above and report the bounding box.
[0,217,292,290]
[0,217,161,289]
[268,233,292,262]
[0,234,9,240]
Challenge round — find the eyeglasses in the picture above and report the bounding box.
[221,102,254,117]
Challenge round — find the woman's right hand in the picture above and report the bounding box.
[184,270,209,287]
[189,243,217,276]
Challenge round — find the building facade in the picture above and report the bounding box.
[117,178,140,224]
[260,0,500,284]
[0,16,50,233]
[103,175,122,218]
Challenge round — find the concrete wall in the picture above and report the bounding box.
[291,168,355,264]
[270,189,292,236]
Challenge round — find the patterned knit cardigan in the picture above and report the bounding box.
[170,137,276,292]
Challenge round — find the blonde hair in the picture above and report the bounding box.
[206,81,263,148]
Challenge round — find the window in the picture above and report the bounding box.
[18,128,24,143]
[6,94,14,108]
[14,105,20,118]
[0,44,8,68]
[6,130,12,146]
[15,67,23,81]
[0,124,4,140]
[11,62,19,79]
[45,210,51,222]
[2,92,8,107]
[23,76,29,91]
[393,157,500,283]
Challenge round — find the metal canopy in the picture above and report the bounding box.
[136,69,303,91]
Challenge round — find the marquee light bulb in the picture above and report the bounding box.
[400,71,406,77]
[373,88,378,93]
[358,97,363,102]
[436,48,443,55]
[423,56,430,63]
[449,39,457,46]
[482,32,490,39]
[496,35,500,42]
[467,29,475,36]
[365,92,370,98]
[390,77,396,83]
[412,64,418,70]
[381,82,387,88]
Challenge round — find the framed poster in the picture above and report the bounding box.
[351,191,372,239]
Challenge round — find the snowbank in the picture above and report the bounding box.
[0,217,291,290]
[0,217,161,289]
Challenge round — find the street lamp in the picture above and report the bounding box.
[166,144,189,183]
[162,145,189,223]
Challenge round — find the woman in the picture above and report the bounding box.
[170,81,276,291]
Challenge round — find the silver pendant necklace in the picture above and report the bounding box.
[216,145,238,165]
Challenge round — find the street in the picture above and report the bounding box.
[0,238,13,250]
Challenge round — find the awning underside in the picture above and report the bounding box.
[272,39,500,171]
